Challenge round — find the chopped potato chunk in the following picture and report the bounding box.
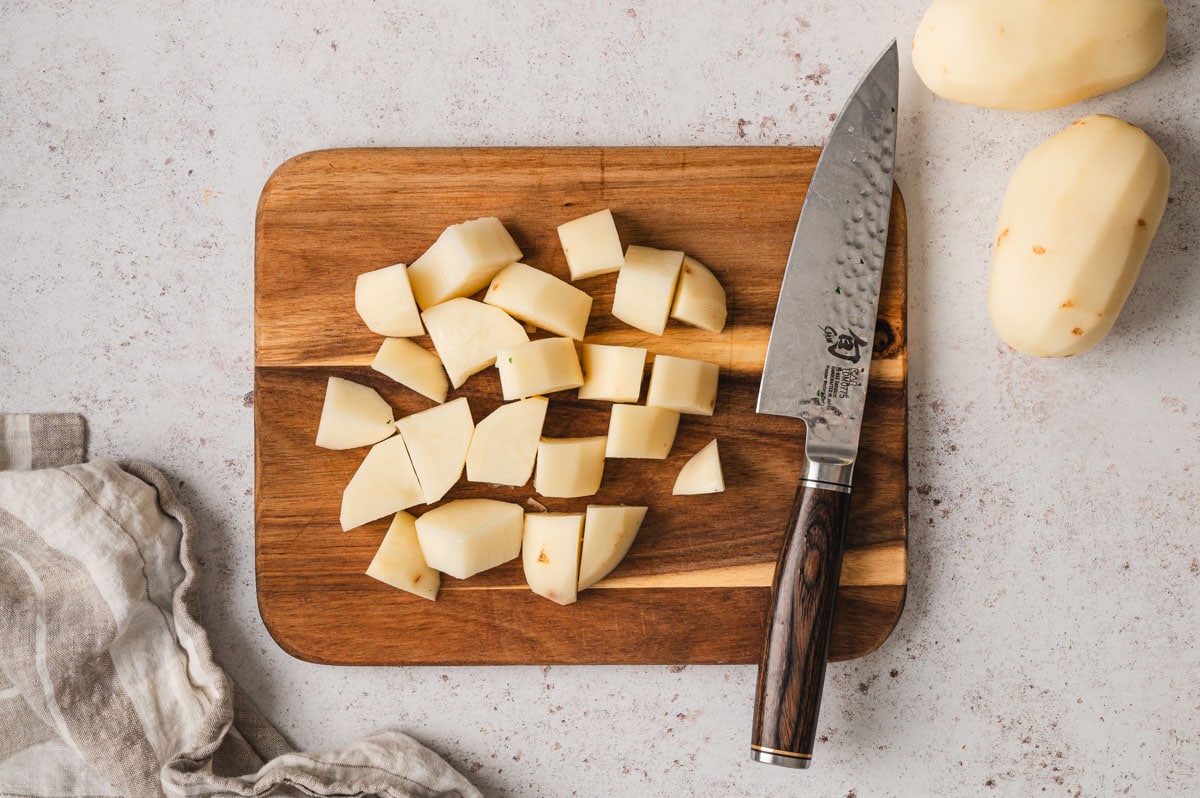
[646,355,719,416]
[484,262,593,340]
[415,499,524,580]
[557,209,624,280]
[605,405,680,459]
[315,377,395,450]
[423,298,529,388]
[355,262,424,337]
[534,437,607,498]
[672,439,725,495]
[366,511,440,600]
[522,513,584,605]
[496,337,584,400]
[408,217,523,309]
[611,245,684,335]
[578,505,648,590]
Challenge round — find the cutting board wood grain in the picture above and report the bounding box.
[255,147,907,666]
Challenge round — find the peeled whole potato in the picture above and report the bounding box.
[989,114,1169,357]
[912,0,1167,111]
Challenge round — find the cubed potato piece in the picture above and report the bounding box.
[407,217,523,309]
[415,499,524,580]
[371,338,449,404]
[496,337,584,400]
[315,376,395,450]
[990,115,1170,356]
[557,209,624,280]
[672,439,725,495]
[465,397,549,486]
[670,256,727,333]
[355,262,424,337]
[645,355,720,416]
[605,404,680,459]
[611,245,684,335]
[534,437,607,498]
[340,435,423,531]
[522,513,584,606]
[365,511,440,601]
[395,397,474,504]
[578,505,648,590]
[577,344,646,403]
[422,298,529,388]
[484,262,593,340]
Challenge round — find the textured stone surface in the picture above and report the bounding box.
[3,2,1199,795]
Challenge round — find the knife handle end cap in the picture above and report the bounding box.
[750,748,811,769]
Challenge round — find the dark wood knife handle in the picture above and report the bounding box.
[751,478,851,768]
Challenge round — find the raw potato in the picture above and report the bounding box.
[407,217,523,309]
[578,505,648,590]
[415,499,524,580]
[496,337,584,400]
[371,338,449,404]
[557,209,624,280]
[315,376,395,450]
[578,343,647,403]
[354,262,424,337]
[522,513,584,605]
[466,397,549,486]
[484,262,593,340]
[423,298,529,388]
[396,397,475,504]
[912,0,1167,111]
[989,114,1169,357]
[670,256,728,333]
[605,405,680,460]
[611,245,685,335]
[646,355,720,416]
[340,435,423,531]
[672,439,725,495]
[365,511,440,601]
[534,437,607,498]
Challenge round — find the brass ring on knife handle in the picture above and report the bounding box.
[750,744,813,759]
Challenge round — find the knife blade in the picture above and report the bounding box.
[751,40,899,770]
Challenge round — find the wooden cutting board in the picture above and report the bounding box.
[255,147,907,665]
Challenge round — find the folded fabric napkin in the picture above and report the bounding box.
[0,413,481,798]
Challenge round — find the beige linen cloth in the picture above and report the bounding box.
[0,413,481,798]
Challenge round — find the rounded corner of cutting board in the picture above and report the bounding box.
[254,592,308,663]
[830,584,908,663]
[255,575,335,665]
[258,150,315,199]
[256,149,362,223]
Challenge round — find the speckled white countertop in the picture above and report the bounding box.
[3,2,1199,795]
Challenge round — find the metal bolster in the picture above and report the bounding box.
[800,457,853,493]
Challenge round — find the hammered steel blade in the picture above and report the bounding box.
[757,41,898,473]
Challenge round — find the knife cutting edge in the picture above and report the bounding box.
[751,40,899,769]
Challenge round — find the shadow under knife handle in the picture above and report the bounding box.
[751,470,852,768]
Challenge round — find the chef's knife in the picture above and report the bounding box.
[751,41,899,769]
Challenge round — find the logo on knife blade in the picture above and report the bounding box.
[821,325,868,364]
[818,364,863,409]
